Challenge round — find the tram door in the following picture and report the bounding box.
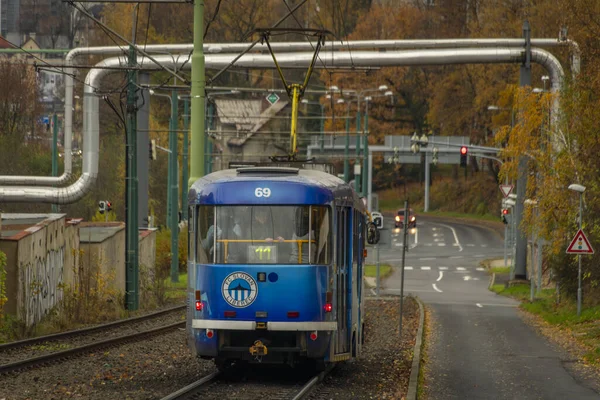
[335,206,350,354]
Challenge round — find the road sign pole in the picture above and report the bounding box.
[376,244,380,297]
[578,193,583,316]
[504,222,508,267]
[399,200,409,338]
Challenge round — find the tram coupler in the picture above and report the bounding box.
[249,340,268,356]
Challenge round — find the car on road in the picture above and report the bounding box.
[395,208,416,228]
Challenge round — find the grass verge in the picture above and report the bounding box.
[491,282,600,366]
[364,264,392,279]
[490,266,510,274]
[164,273,187,302]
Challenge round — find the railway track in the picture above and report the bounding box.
[0,305,185,374]
[159,364,335,400]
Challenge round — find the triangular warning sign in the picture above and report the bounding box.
[566,229,594,254]
[499,184,514,198]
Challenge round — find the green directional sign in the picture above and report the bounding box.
[266,93,280,105]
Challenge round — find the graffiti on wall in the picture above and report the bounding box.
[21,247,65,326]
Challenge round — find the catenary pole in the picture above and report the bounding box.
[189,0,206,187]
[170,89,179,283]
[182,98,190,221]
[125,9,140,310]
[514,20,532,280]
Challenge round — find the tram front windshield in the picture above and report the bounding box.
[197,206,331,265]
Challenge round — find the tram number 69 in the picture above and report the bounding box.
[254,188,271,197]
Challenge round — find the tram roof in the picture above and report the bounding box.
[188,167,364,208]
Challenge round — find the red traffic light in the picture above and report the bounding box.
[460,146,468,155]
[502,209,510,215]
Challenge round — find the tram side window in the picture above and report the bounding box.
[197,206,216,264]
[314,207,331,265]
[336,207,346,268]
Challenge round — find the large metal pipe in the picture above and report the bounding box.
[0,47,564,203]
[0,38,578,186]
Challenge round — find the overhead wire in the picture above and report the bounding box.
[281,0,331,76]
[0,36,109,93]
[335,0,355,69]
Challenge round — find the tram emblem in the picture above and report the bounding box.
[221,272,258,308]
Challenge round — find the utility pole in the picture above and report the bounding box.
[355,109,361,193]
[189,0,206,187]
[514,20,532,280]
[362,100,369,197]
[206,100,214,174]
[125,11,140,310]
[343,106,350,182]
[170,89,179,283]
[318,103,325,153]
[51,114,59,213]
[181,97,190,221]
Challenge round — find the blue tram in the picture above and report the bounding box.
[186,166,374,370]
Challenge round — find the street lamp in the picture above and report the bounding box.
[568,183,586,316]
[336,98,354,182]
[301,99,326,153]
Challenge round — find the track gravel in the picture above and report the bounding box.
[0,297,419,399]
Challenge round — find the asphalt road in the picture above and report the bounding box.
[366,214,600,399]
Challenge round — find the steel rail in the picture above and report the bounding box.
[158,371,221,400]
[0,321,184,374]
[291,364,336,400]
[0,304,184,351]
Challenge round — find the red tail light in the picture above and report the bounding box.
[206,329,214,339]
[224,311,237,318]
[324,303,332,313]
[195,300,203,311]
[287,311,299,318]
[310,331,318,341]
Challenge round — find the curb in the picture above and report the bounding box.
[407,297,425,400]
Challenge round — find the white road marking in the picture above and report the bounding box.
[438,243,446,246]
[450,256,464,259]
[474,255,486,258]
[433,233,442,237]
[432,283,443,293]
[405,266,413,270]
[421,266,431,270]
[456,267,466,271]
[439,267,448,270]
[420,257,436,261]
[481,244,488,247]
[476,267,485,271]
[466,244,476,247]
[437,271,444,282]
[437,222,463,252]
[476,303,483,308]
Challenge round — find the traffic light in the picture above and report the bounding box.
[98,201,106,214]
[106,201,112,212]
[460,146,468,167]
[149,139,157,160]
[501,208,510,224]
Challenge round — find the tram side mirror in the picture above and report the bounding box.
[367,222,380,245]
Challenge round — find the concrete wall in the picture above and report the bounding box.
[0,215,80,325]
[79,223,126,294]
[1,215,157,326]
